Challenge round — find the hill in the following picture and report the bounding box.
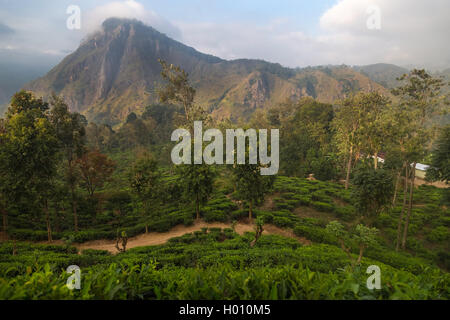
[26,18,388,126]
[352,63,409,88]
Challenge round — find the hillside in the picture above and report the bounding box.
[352,63,409,88]
[1,176,448,300]
[26,18,388,126]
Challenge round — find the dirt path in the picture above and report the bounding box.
[72,221,310,254]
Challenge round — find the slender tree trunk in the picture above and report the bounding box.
[339,239,354,264]
[54,203,60,233]
[356,245,365,265]
[392,168,402,206]
[1,207,8,240]
[44,199,52,242]
[196,193,200,220]
[345,146,353,189]
[250,224,263,247]
[143,202,149,234]
[396,163,409,251]
[402,162,416,250]
[71,185,78,232]
[249,200,253,221]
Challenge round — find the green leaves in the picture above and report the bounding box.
[351,165,394,217]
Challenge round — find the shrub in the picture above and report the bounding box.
[293,225,335,244]
[273,216,292,228]
[426,226,449,243]
[334,206,356,221]
[311,201,335,213]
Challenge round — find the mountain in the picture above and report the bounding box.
[352,63,409,88]
[27,18,389,126]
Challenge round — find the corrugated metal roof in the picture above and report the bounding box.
[413,163,430,171]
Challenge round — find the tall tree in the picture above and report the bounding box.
[76,150,115,222]
[426,125,450,183]
[49,95,86,232]
[333,93,366,189]
[129,156,161,233]
[392,69,446,250]
[1,91,59,241]
[178,163,215,220]
[158,59,196,123]
[159,60,215,221]
[0,118,9,237]
[358,92,390,169]
[233,161,275,221]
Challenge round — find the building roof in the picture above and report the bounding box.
[413,163,430,171]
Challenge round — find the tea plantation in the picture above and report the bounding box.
[0,177,448,300]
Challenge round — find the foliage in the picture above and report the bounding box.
[76,151,116,197]
[351,165,394,217]
[426,125,450,183]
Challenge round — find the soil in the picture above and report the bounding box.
[37,220,310,254]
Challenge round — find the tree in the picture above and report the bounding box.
[351,164,394,223]
[115,230,128,253]
[333,92,390,188]
[49,95,86,232]
[1,91,59,241]
[250,217,264,247]
[274,98,334,178]
[76,150,115,216]
[178,163,215,220]
[392,69,446,250]
[426,125,450,183]
[158,59,196,123]
[233,161,274,221]
[326,221,378,267]
[0,119,9,237]
[332,93,366,189]
[358,92,390,169]
[129,157,161,233]
[159,60,215,221]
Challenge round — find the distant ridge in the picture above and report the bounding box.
[26,18,390,125]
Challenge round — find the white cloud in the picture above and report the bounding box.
[0,0,448,71]
[316,0,450,69]
[177,0,450,70]
[84,0,182,40]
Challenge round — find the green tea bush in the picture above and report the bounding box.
[427,226,449,243]
[293,225,335,244]
[311,201,335,213]
[272,216,292,228]
[334,206,356,221]
[1,261,447,300]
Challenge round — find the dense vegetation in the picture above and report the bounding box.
[0,65,448,300]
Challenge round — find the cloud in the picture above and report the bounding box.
[0,23,14,37]
[84,0,182,40]
[177,0,450,70]
[317,0,450,69]
[0,0,448,71]
[179,21,323,67]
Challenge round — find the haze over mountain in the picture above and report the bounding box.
[0,50,61,114]
[21,18,411,125]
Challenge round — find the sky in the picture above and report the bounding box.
[0,0,449,70]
